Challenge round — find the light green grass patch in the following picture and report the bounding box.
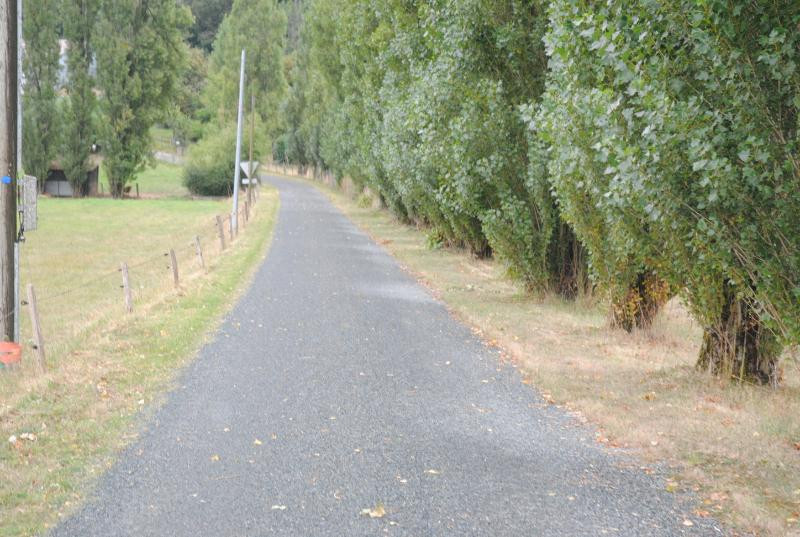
[99,162,187,198]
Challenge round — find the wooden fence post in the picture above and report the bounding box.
[216,215,227,251]
[26,284,46,374]
[194,235,205,271]
[229,213,235,241]
[169,248,180,288]
[121,262,133,313]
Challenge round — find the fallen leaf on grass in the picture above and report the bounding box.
[361,504,386,518]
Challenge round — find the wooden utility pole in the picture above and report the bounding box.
[0,1,19,341]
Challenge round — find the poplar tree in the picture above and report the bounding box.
[21,0,61,189]
[95,0,191,198]
[62,0,100,196]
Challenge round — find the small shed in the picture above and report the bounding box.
[44,151,102,197]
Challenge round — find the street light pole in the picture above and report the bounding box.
[231,49,246,233]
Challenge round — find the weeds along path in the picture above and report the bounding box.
[52,177,724,536]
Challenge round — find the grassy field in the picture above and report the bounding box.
[151,126,178,154]
[99,162,188,198]
[0,186,278,536]
[297,174,800,537]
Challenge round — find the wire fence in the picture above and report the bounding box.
[1,185,263,378]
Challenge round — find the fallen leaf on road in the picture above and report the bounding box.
[254,439,262,445]
[683,519,694,527]
[271,505,287,511]
[210,454,220,462]
[361,504,386,518]
[424,469,440,475]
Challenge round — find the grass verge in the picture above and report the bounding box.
[99,162,188,198]
[295,174,800,537]
[0,189,278,536]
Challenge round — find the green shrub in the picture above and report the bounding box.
[183,126,236,196]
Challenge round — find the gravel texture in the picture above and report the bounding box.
[50,177,726,536]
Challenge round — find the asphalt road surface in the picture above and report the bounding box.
[51,177,724,536]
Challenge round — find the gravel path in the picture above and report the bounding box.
[51,177,725,536]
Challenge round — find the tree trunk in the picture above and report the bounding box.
[611,271,670,331]
[109,180,125,199]
[696,285,780,385]
[548,222,590,299]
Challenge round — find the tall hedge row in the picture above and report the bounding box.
[279,0,800,384]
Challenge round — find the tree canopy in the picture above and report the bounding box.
[267,0,800,384]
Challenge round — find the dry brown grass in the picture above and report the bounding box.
[301,176,800,537]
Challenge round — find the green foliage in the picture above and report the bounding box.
[61,0,100,196]
[193,0,800,381]
[183,126,236,197]
[168,46,209,144]
[539,0,800,381]
[185,0,234,51]
[95,0,192,198]
[21,0,61,188]
[185,118,269,196]
[202,0,288,146]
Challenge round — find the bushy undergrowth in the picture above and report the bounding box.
[183,126,236,197]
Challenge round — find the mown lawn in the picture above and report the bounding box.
[99,161,188,198]
[0,187,278,536]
